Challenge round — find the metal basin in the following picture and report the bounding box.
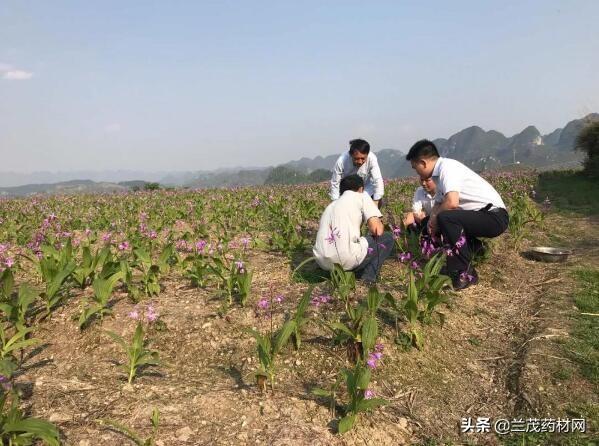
[529,246,572,263]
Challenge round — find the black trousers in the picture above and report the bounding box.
[437,208,509,273]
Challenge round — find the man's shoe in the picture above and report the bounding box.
[451,268,479,291]
[469,238,486,257]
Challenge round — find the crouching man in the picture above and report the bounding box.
[403,176,437,232]
[314,174,394,283]
[406,139,509,290]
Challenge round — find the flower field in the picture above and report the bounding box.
[0,171,596,445]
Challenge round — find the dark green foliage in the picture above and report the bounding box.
[575,120,599,178]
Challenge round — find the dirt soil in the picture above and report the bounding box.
[16,213,599,445]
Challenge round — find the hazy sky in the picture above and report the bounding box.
[1,0,598,173]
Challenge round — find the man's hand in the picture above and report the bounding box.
[367,216,384,237]
[402,212,415,227]
[413,211,426,224]
[427,215,438,235]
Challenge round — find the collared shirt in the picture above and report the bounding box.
[412,187,436,215]
[431,157,506,211]
[330,151,385,200]
[313,190,383,271]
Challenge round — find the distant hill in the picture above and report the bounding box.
[0,180,132,198]
[1,113,596,196]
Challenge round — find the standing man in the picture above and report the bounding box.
[314,174,394,283]
[406,139,509,290]
[330,139,385,207]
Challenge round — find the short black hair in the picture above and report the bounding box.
[340,174,364,195]
[349,139,370,155]
[405,139,439,161]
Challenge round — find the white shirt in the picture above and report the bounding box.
[412,187,436,215]
[431,157,506,211]
[330,151,385,200]
[313,190,383,271]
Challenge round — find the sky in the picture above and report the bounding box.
[1,0,598,174]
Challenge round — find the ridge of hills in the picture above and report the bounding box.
[1,113,596,197]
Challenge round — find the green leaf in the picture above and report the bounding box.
[356,398,388,412]
[328,322,355,339]
[97,419,145,445]
[311,388,332,398]
[3,418,60,446]
[0,268,15,299]
[411,327,424,350]
[273,320,296,354]
[150,407,160,430]
[105,330,128,351]
[46,260,76,299]
[360,316,378,356]
[355,366,371,390]
[338,414,357,434]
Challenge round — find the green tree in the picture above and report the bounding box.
[144,182,161,191]
[576,120,599,178]
[308,169,332,182]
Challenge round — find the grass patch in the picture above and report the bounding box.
[536,170,599,215]
[568,268,599,384]
[501,402,599,445]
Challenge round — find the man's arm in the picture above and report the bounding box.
[369,155,385,201]
[329,156,345,200]
[367,216,384,236]
[428,192,459,234]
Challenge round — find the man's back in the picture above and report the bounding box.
[313,191,381,271]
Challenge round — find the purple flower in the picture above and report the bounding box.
[4,258,14,268]
[274,295,284,304]
[372,351,383,360]
[311,294,332,307]
[455,235,466,249]
[375,342,384,352]
[378,243,386,249]
[367,247,374,255]
[410,261,420,270]
[0,375,12,391]
[146,305,159,322]
[118,241,130,251]
[195,240,207,252]
[398,252,412,263]
[459,272,476,283]
[366,357,378,369]
[128,308,140,320]
[319,294,332,304]
[325,224,341,245]
[257,298,269,309]
[241,237,250,248]
[364,389,375,400]
[235,260,245,273]
[392,225,402,238]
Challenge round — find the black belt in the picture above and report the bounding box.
[480,203,507,214]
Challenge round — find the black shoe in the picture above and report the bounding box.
[440,265,449,276]
[469,238,486,257]
[451,268,479,291]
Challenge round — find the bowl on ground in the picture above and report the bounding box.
[529,246,572,263]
